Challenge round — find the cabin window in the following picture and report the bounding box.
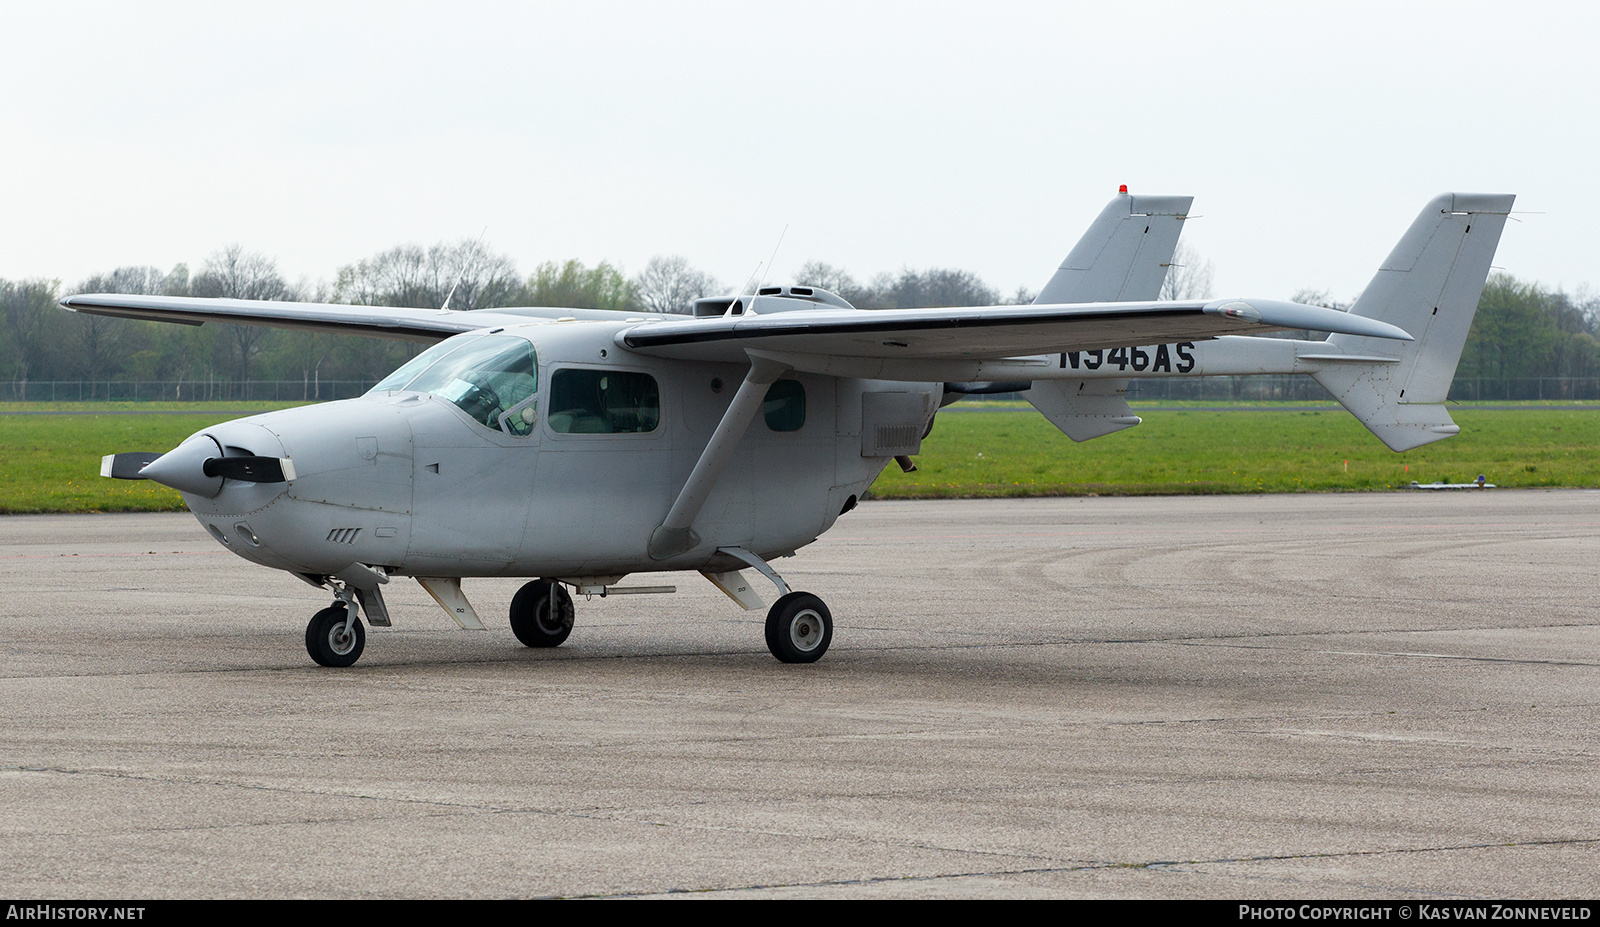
[548,369,660,434]
[763,379,805,432]
[369,336,484,394]
[368,334,538,435]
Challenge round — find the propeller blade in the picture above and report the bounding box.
[100,452,164,480]
[201,456,297,483]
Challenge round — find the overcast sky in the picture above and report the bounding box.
[4,1,1595,304]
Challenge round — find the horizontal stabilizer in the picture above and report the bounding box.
[1026,379,1141,442]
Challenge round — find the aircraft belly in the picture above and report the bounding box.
[204,497,413,575]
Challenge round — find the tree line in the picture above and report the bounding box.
[2,237,1595,399]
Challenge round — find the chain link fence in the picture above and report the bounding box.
[6,376,1600,405]
[1129,376,1600,402]
[0,380,378,402]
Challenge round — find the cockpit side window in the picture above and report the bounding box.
[366,334,538,435]
[547,369,659,434]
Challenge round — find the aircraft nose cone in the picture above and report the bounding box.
[140,435,224,498]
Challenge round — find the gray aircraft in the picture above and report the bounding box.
[68,191,1514,667]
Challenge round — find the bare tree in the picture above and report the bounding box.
[793,261,869,305]
[633,255,720,314]
[70,266,169,381]
[1006,285,1038,305]
[1,279,63,396]
[862,268,998,309]
[192,245,295,302]
[1159,243,1214,301]
[192,246,297,382]
[333,239,519,310]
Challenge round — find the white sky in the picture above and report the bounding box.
[3,1,1595,303]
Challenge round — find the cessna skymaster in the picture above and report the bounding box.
[65,191,1514,667]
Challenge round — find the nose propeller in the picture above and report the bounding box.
[201,456,297,482]
[101,441,296,497]
[100,452,164,480]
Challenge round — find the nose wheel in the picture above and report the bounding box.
[306,604,366,667]
[765,592,832,663]
[509,580,575,647]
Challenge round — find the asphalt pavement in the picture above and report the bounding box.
[2,492,1597,898]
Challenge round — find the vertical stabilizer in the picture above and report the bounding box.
[1026,190,1192,441]
[1034,192,1194,304]
[1312,193,1514,451]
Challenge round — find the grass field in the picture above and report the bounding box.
[871,403,1600,499]
[0,404,306,514]
[2,401,1597,513]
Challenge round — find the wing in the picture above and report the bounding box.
[617,297,1412,366]
[58,294,646,343]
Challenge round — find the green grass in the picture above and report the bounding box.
[870,406,1600,498]
[0,403,308,513]
[3,402,1598,512]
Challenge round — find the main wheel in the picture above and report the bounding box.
[306,604,365,667]
[509,580,575,647]
[764,592,832,663]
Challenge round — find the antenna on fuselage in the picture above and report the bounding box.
[755,224,789,292]
[438,226,489,314]
[726,225,791,312]
[734,261,764,300]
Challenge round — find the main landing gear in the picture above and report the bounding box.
[714,546,834,663]
[764,592,832,663]
[306,603,365,667]
[509,579,575,648]
[298,567,834,665]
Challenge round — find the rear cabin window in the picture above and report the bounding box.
[763,379,805,432]
[548,369,660,434]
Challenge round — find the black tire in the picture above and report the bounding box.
[306,604,365,668]
[509,580,575,647]
[764,592,832,663]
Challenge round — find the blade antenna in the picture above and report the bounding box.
[755,224,790,292]
[439,226,489,313]
[734,261,763,299]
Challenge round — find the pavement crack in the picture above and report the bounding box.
[578,836,1600,899]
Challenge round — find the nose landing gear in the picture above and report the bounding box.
[306,604,366,667]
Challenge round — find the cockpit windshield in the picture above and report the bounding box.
[367,334,538,435]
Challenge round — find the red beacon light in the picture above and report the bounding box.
[1119,184,1128,194]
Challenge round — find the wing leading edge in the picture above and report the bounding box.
[616,297,1411,364]
[58,294,644,343]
